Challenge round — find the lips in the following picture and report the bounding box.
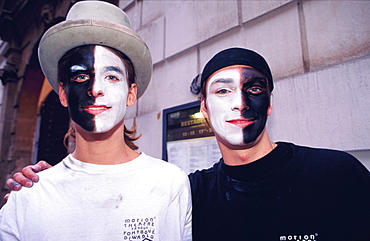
[82,105,111,115]
[226,118,255,128]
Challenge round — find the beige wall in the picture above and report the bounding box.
[0,0,368,207]
[120,0,370,169]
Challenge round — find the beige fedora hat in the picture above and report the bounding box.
[38,0,152,98]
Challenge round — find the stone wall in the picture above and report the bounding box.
[120,0,370,169]
[0,0,369,206]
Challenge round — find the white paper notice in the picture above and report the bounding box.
[167,137,221,174]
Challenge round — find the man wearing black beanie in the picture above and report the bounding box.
[189,47,370,240]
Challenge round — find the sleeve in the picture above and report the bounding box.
[180,173,192,241]
[188,171,207,241]
[325,150,370,239]
[346,155,370,239]
[165,169,192,241]
[0,192,21,241]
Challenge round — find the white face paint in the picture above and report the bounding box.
[92,46,129,133]
[205,68,244,146]
[64,45,130,133]
[203,66,270,148]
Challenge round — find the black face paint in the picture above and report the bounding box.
[61,45,96,132]
[240,69,270,144]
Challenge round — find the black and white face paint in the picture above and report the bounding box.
[62,45,129,133]
[204,65,271,148]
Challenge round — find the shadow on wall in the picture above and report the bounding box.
[37,91,70,166]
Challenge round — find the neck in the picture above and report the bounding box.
[217,129,276,166]
[71,120,139,165]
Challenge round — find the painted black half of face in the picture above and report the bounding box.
[240,69,271,144]
[60,45,97,132]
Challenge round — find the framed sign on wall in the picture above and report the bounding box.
[162,101,221,174]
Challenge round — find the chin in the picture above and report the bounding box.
[93,125,115,133]
[218,133,262,150]
[94,118,124,134]
[218,137,247,150]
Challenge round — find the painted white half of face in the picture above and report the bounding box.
[90,46,129,133]
[203,66,271,148]
[205,68,245,146]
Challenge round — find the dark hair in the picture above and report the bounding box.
[58,44,141,150]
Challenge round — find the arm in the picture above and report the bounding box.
[167,170,192,241]
[3,161,52,201]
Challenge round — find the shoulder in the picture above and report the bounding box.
[282,142,357,162]
[36,159,67,178]
[7,160,67,201]
[287,142,360,163]
[140,153,190,185]
[188,164,217,180]
[141,153,185,174]
[283,142,369,178]
[188,161,220,191]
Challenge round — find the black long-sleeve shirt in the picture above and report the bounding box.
[189,142,370,241]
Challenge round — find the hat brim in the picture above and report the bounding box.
[38,19,152,98]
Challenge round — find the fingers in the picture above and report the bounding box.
[32,160,52,172]
[5,161,52,192]
[5,178,23,191]
[21,165,39,183]
[12,171,34,187]
[5,165,38,191]
[4,193,10,202]
[20,160,51,184]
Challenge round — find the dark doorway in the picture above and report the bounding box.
[36,91,70,166]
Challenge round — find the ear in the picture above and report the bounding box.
[58,83,68,107]
[267,102,273,116]
[126,83,137,107]
[200,97,209,119]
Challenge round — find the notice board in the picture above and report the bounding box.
[162,101,221,174]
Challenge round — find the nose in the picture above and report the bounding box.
[231,89,249,111]
[87,78,104,97]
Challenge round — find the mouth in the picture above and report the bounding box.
[226,118,255,128]
[82,105,111,115]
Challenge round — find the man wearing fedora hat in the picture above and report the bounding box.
[0,1,191,240]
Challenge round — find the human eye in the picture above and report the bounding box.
[104,66,125,82]
[247,86,264,95]
[71,74,90,83]
[215,88,231,95]
[106,75,120,82]
[209,79,234,96]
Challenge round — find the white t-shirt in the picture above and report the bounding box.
[0,153,192,241]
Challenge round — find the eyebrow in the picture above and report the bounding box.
[104,66,124,74]
[243,76,267,82]
[241,70,267,81]
[70,65,87,72]
[243,78,268,87]
[210,78,233,85]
